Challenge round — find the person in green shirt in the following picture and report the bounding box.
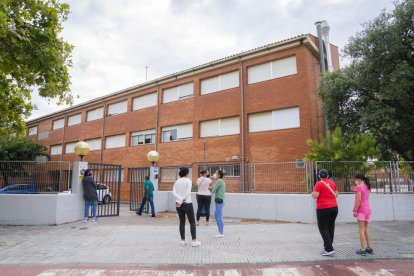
[211,170,226,238]
[136,176,155,217]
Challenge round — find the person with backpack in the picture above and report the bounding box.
[311,169,338,256]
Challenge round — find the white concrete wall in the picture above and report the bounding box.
[158,192,414,223]
[0,161,86,226]
[1,190,412,225]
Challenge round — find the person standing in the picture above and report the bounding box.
[196,170,212,226]
[353,173,374,255]
[172,167,201,247]
[211,170,226,238]
[136,176,155,217]
[82,169,98,223]
[311,169,338,256]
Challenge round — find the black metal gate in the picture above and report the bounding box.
[88,163,122,217]
[129,167,150,213]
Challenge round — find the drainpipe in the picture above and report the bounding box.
[100,103,106,163]
[155,82,159,152]
[315,21,329,143]
[239,57,245,192]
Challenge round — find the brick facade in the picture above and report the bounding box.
[27,34,339,200]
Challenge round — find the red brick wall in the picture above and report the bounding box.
[28,37,331,200]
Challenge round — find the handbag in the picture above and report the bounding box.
[215,197,223,204]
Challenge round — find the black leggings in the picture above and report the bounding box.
[317,206,338,252]
[196,195,211,222]
[176,203,196,240]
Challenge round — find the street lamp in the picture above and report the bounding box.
[74,141,90,161]
[147,150,159,167]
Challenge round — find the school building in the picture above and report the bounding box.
[26,34,339,200]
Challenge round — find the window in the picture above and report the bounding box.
[162,123,192,142]
[65,142,77,154]
[247,56,297,84]
[85,138,101,151]
[28,126,37,136]
[296,159,305,169]
[163,83,193,103]
[249,107,300,133]
[52,118,64,130]
[200,116,240,137]
[108,101,128,116]
[201,71,239,95]
[131,129,156,146]
[106,134,126,149]
[87,107,103,121]
[50,145,63,155]
[67,114,81,126]
[38,131,49,140]
[133,93,157,110]
[199,164,240,177]
[160,167,192,182]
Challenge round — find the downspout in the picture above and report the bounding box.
[155,82,159,152]
[315,21,329,143]
[239,57,245,192]
[61,116,66,161]
[100,103,106,163]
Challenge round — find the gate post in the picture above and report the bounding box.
[71,161,88,220]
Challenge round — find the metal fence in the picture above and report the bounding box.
[0,161,71,193]
[87,162,122,217]
[129,167,150,212]
[193,161,414,194]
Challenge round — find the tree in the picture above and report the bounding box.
[0,134,49,186]
[0,0,74,135]
[305,127,379,162]
[306,127,381,191]
[0,135,49,161]
[318,0,414,161]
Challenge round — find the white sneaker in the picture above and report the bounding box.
[192,240,201,247]
[91,217,97,222]
[321,250,335,256]
[180,240,187,246]
[83,218,88,223]
[214,233,224,238]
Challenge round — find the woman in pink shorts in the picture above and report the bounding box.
[353,173,374,255]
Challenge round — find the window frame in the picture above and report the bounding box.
[161,123,192,143]
[131,129,156,146]
[105,134,126,149]
[52,118,65,130]
[67,113,82,126]
[200,71,239,95]
[87,107,104,122]
[108,100,128,116]
[248,107,300,133]
[28,126,37,136]
[163,83,194,104]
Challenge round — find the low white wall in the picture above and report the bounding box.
[157,192,414,223]
[0,193,83,225]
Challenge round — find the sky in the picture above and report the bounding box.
[29,0,395,120]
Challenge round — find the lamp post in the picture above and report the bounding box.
[147,150,159,167]
[147,150,160,194]
[74,141,90,161]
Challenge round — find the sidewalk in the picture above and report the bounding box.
[0,205,413,266]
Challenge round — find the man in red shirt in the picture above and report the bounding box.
[311,169,339,256]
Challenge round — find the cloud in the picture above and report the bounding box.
[28,0,395,120]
